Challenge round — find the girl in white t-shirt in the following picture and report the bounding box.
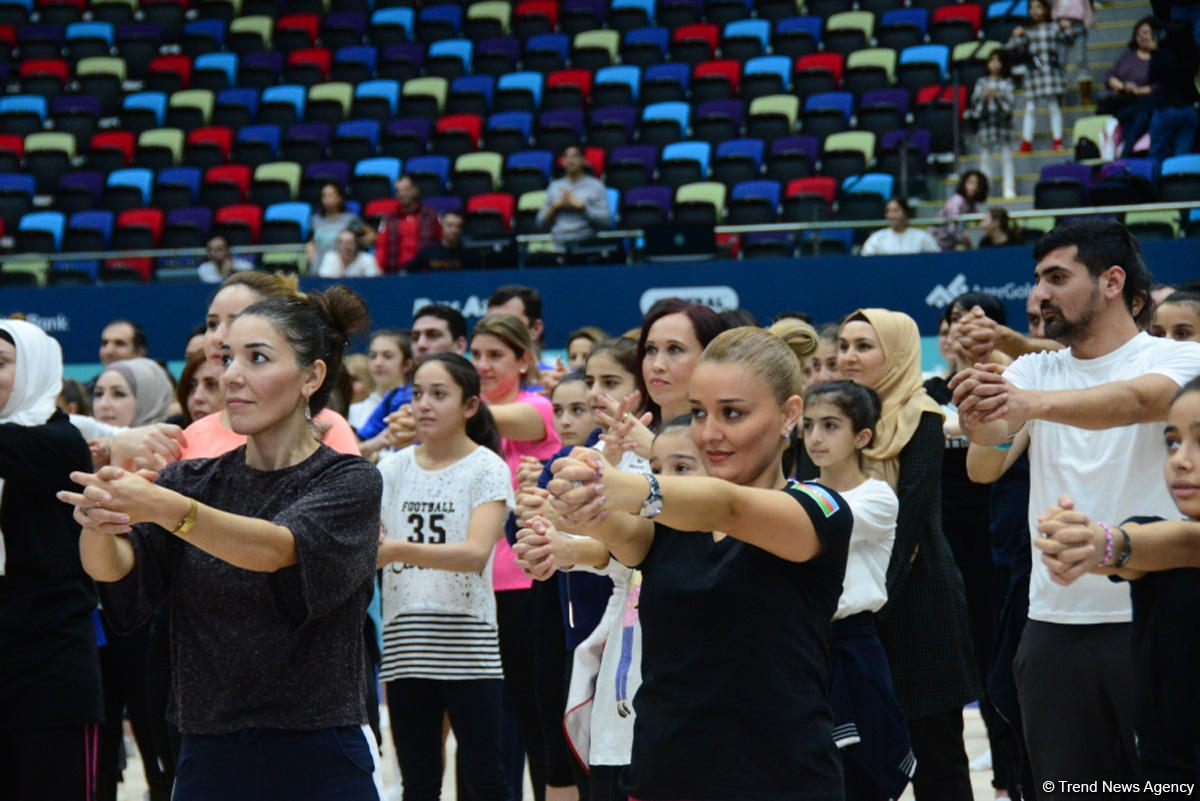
[803,380,914,801]
[377,353,515,801]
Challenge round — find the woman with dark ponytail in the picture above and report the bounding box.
[376,353,515,801]
[59,286,389,800]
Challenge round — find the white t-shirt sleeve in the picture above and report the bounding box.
[860,230,882,256]
[847,479,899,542]
[1144,338,1200,387]
[468,449,516,511]
[917,230,940,253]
[1000,350,1041,390]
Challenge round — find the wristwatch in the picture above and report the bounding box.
[638,473,663,519]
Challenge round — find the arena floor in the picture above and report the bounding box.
[116,705,997,800]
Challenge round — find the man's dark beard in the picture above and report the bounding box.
[1042,291,1100,345]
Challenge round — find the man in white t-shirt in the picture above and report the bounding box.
[950,219,1200,799]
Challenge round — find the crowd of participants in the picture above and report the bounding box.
[4,217,1200,801]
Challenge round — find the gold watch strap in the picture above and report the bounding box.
[171,498,199,538]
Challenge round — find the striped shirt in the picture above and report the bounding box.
[380,611,503,681]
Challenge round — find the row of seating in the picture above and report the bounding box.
[5,45,990,133]
[8,173,899,272]
[0,0,1031,47]
[1034,156,1200,210]
[0,122,940,233]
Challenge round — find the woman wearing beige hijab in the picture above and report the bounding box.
[837,308,980,801]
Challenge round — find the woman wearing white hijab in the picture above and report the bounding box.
[0,319,103,801]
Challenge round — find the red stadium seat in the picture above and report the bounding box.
[90,131,136,169]
[202,164,252,206]
[466,191,515,230]
[186,126,233,166]
[214,203,263,244]
[786,175,837,204]
[147,55,193,93]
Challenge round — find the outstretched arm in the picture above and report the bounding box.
[60,467,299,576]
[549,450,824,563]
[378,500,506,573]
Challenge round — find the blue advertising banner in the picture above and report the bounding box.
[3,239,1197,367]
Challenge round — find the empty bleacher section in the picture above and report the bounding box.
[0,0,1192,284]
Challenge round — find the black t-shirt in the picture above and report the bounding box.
[404,241,479,272]
[624,480,853,801]
[0,410,102,728]
[1119,515,1200,747]
[99,444,382,734]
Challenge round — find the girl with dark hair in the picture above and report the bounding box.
[377,353,514,801]
[932,170,991,251]
[1007,0,1080,152]
[1150,291,1200,342]
[803,380,915,801]
[836,309,979,801]
[972,51,1018,199]
[861,198,940,256]
[60,286,387,800]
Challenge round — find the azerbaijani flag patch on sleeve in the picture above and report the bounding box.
[790,481,840,518]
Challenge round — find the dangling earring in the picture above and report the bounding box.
[305,398,313,422]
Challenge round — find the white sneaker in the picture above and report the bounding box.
[970,748,993,771]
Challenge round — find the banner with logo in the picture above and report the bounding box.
[3,240,1195,366]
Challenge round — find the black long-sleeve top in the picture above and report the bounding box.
[0,410,102,728]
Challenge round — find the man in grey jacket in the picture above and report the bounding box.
[537,144,610,250]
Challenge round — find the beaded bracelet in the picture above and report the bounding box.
[1096,522,1116,567]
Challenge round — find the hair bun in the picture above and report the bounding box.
[309,285,370,346]
[768,317,820,362]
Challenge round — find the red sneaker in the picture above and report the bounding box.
[1018,140,1033,153]
[1052,139,1065,152]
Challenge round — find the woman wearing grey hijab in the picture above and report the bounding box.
[93,357,174,428]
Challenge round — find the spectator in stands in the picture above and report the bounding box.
[99,319,147,367]
[861,197,940,256]
[1052,0,1097,105]
[1149,20,1200,170]
[197,235,253,284]
[306,183,371,269]
[1007,0,1081,152]
[977,208,1020,247]
[317,229,381,279]
[375,176,441,274]
[970,52,1018,199]
[932,171,990,251]
[1103,17,1159,156]
[536,144,611,251]
[405,211,480,272]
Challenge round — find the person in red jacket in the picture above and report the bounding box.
[375,176,441,274]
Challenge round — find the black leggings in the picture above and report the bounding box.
[97,623,171,801]
[386,678,511,801]
[497,588,546,800]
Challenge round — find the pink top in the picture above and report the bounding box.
[492,391,563,592]
[180,408,362,460]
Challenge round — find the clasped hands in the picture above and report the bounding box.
[1033,494,1108,585]
[56,466,163,537]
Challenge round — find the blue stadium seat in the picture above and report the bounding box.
[496,71,544,113]
[17,210,65,252]
[262,201,312,244]
[354,79,401,122]
[594,65,641,107]
[728,179,780,223]
[661,140,712,188]
[369,7,414,44]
